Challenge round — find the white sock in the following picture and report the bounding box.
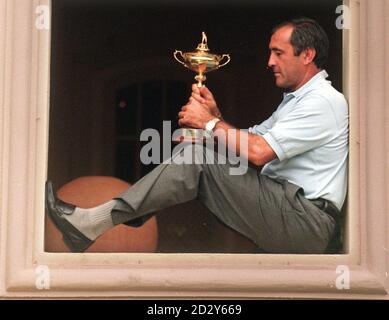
[64,200,116,240]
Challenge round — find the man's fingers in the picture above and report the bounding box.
[192,83,200,94]
[192,83,213,100]
[178,111,186,119]
[191,92,206,104]
[178,115,186,125]
[178,116,190,127]
[200,85,214,99]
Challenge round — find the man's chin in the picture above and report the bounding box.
[275,79,293,91]
[275,79,286,89]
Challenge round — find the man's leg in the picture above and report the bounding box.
[112,144,262,245]
[46,144,261,252]
[46,144,335,253]
[112,144,335,254]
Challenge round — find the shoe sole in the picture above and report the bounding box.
[45,181,94,253]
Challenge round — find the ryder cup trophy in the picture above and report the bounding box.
[174,32,231,142]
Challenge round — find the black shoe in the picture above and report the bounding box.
[45,181,94,252]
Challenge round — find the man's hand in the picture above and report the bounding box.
[178,95,214,129]
[191,84,223,119]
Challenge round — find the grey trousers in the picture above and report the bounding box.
[111,144,336,254]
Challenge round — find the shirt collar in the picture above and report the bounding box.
[283,70,329,99]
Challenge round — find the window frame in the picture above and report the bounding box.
[1,0,388,298]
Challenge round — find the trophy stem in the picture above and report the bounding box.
[195,74,206,87]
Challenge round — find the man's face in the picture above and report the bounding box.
[268,25,306,91]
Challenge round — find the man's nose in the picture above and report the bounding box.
[268,55,275,69]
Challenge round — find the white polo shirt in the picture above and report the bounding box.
[249,70,349,210]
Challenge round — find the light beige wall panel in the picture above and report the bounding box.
[0,0,388,298]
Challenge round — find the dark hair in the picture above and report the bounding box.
[272,17,329,69]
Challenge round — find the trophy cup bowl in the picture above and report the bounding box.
[173,32,230,142]
[173,50,230,87]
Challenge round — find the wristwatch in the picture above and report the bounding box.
[204,118,221,138]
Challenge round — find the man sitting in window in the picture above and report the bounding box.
[46,18,349,254]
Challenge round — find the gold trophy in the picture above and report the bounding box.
[174,32,231,142]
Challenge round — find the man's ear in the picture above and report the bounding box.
[302,48,316,65]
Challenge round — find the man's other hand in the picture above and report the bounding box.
[178,95,214,129]
[191,84,223,119]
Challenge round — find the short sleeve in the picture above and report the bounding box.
[248,114,276,136]
[262,95,336,161]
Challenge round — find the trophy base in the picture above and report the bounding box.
[173,128,210,143]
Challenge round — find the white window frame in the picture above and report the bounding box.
[0,0,388,298]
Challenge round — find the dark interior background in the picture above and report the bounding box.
[48,0,343,253]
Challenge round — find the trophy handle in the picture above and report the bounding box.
[218,54,231,68]
[174,50,187,67]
